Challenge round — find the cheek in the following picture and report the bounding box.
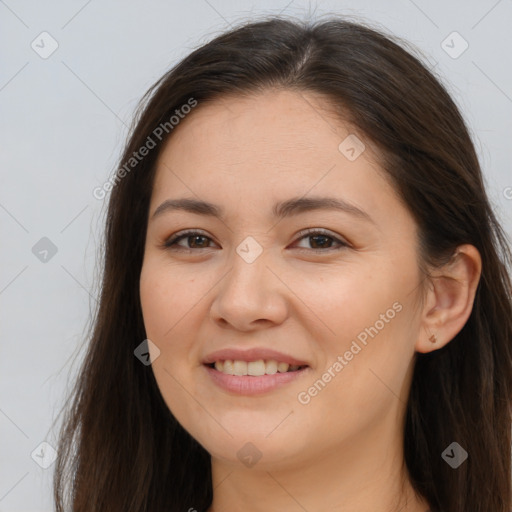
[296,308,414,443]
[139,261,199,340]
[307,259,417,386]
[305,263,395,343]
[139,264,199,422]
[139,261,206,376]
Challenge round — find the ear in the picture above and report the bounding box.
[416,244,482,353]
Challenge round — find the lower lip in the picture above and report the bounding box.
[204,364,310,395]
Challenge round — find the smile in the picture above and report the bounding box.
[204,361,310,395]
[207,359,308,376]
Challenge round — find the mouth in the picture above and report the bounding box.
[205,360,309,376]
[203,360,311,395]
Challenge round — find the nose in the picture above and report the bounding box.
[209,245,289,331]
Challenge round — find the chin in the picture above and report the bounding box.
[206,437,305,471]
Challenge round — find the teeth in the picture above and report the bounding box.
[247,360,266,376]
[265,360,278,375]
[233,360,247,376]
[277,362,289,373]
[222,360,234,375]
[211,359,306,376]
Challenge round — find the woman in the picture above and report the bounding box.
[54,16,512,512]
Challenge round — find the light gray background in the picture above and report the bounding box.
[1,1,511,510]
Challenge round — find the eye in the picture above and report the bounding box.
[162,230,217,251]
[292,228,349,252]
[161,228,349,253]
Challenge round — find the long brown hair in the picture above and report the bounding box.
[53,16,512,511]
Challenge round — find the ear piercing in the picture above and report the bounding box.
[429,333,437,344]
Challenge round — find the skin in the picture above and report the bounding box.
[139,89,481,511]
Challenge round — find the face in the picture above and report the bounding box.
[139,89,424,471]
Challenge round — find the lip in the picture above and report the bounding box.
[202,347,310,367]
[204,364,311,395]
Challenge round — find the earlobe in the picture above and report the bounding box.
[415,244,482,354]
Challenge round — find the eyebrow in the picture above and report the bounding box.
[151,196,374,224]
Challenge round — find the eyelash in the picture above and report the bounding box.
[161,228,349,253]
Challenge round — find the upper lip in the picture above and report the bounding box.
[203,348,310,367]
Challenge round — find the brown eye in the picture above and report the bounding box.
[163,230,216,251]
[293,229,349,252]
[162,228,349,253]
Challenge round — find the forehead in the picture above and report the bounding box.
[149,89,402,224]
[159,90,354,161]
